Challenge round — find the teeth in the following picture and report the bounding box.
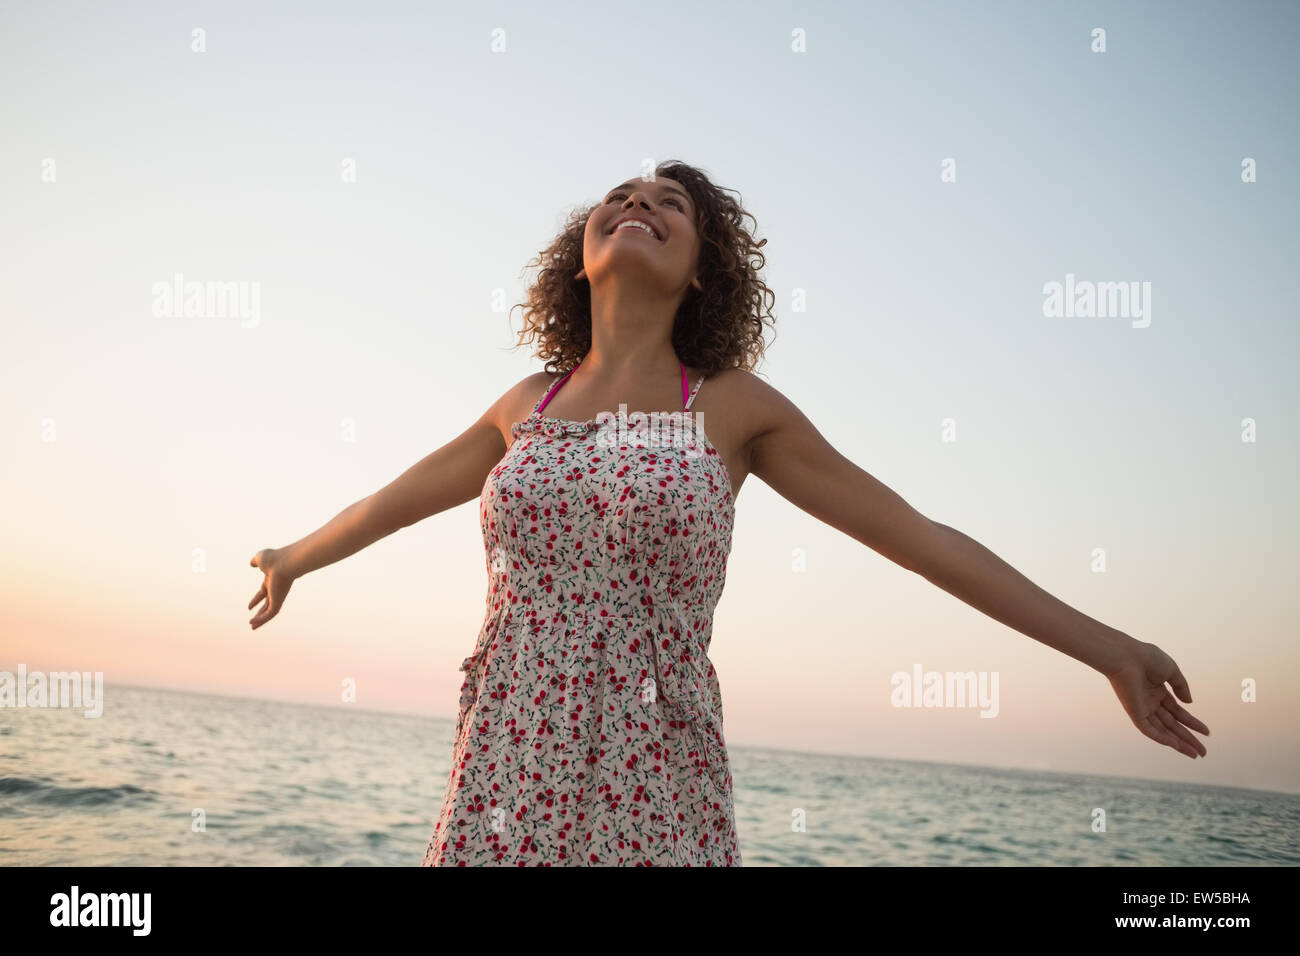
[614,220,656,238]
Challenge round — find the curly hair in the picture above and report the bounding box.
[509,160,776,376]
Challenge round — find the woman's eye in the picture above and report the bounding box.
[605,191,684,212]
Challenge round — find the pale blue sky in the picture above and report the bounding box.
[2,0,1297,792]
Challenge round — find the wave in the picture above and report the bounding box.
[0,776,156,808]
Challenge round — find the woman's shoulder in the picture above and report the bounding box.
[694,365,780,405]
[688,365,792,448]
[505,369,562,415]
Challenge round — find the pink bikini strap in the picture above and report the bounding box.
[684,366,707,411]
[535,359,702,414]
[535,364,580,415]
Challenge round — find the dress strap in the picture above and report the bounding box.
[684,366,706,411]
[535,359,704,415]
[535,363,580,415]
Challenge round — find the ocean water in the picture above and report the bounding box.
[0,683,1295,866]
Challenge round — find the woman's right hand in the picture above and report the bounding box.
[241,380,525,631]
[248,547,297,630]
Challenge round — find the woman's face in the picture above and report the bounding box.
[581,175,701,292]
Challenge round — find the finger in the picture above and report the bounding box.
[248,584,267,610]
[1156,705,1206,757]
[1138,713,1195,759]
[1165,661,1193,703]
[249,592,269,626]
[1161,691,1210,737]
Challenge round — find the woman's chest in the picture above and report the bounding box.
[485,430,730,540]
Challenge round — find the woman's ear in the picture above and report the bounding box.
[574,267,587,281]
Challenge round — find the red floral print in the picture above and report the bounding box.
[421,371,739,866]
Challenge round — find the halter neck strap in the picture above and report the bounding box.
[535,360,705,415]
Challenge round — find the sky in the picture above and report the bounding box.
[2,0,1297,794]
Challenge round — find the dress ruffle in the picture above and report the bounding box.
[510,412,602,442]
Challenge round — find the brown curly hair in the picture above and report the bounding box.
[509,160,776,376]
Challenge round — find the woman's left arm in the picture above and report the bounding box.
[738,374,1210,759]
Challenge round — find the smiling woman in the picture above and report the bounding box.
[510,160,777,377]
[249,158,1209,869]
[403,161,780,866]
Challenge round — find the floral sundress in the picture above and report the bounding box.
[421,360,740,866]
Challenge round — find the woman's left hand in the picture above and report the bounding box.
[1103,641,1210,759]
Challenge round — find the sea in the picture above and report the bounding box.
[1,683,1295,866]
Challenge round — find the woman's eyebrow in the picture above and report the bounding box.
[606,180,693,210]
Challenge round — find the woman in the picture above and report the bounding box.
[247,160,1210,867]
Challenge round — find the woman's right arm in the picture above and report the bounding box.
[247,375,543,629]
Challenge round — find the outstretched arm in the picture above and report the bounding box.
[742,376,1210,759]
[246,373,547,629]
